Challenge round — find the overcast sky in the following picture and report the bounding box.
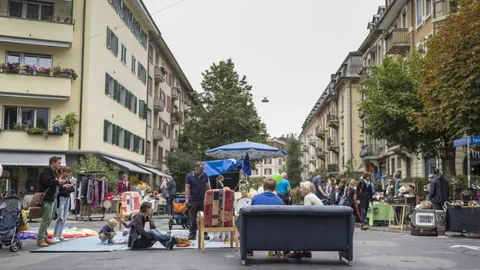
[144,0,385,138]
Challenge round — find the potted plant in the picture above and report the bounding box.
[160,66,169,74]
[6,63,20,74]
[63,113,79,134]
[27,127,45,135]
[37,67,51,76]
[0,63,7,73]
[172,111,183,124]
[52,65,61,76]
[14,123,26,131]
[61,68,78,80]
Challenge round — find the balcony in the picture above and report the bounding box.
[327,113,339,128]
[152,159,163,169]
[328,164,339,174]
[315,126,327,139]
[385,28,410,55]
[172,87,180,101]
[0,73,71,100]
[308,138,318,146]
[302,145,309,152]
[309,156,316,164]
[154,66,165,82]
[153,98,165,112]
[0,2,74,48]
[327,137,339,153]
[0,130,70,151]
[316,148,325,159]
[360,144,380,160]
[170,139,179,150]
[153,128,164,142]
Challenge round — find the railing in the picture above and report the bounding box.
[153,98,165,112]
[328,137,338,147]
[302,145,309,152]
[171,87,180,100]
[170,139,179,149]
[154,66,164,82]
[152,159,163,169]
[315,126,326,137]
[328,164,339,173]
[153,128,164,141]
[308,138,318,146]
[386,28,409,55]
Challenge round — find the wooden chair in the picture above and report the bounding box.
[198,189,239,252]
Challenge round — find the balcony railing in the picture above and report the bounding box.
[152,159,163,169]
[308,138,318,146]
[302,145,309,152]
[327,113,339,128]
[154,66,164,82]
[170,139,179,150]
[315,126,327,138]
[328,164,339,173]
[153,128,164,142]
[172,87,180,101]
[0,72,72,100]
[327,137,339,152]
[386,28,410,55]
[0,130,70,151]
[153,97,165,112]
[316,148,325,159]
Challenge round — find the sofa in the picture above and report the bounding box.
[236,205,355,266]
[22,194,43,221]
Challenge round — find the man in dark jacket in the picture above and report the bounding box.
[429,169,449,210]
[165,177,176,215]
[128,202,178,250]
[37,156,66,247]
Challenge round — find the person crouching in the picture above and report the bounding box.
[99,219,117,245]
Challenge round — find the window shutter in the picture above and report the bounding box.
[114,80,120,102]
[111,124,116,144]
[114,35,119,56]
[138,100,143,118]
[103,120,108,142]
[167,96,171,112]
[133,135,138,153]
[141,139,145,155]
[106,27,111,48]
[124,130,129,149]
[105,73,109,95]
[143,102,147,120]
[134,97,137,113]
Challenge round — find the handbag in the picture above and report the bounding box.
[176,238,193,247]
[31,187,50,207]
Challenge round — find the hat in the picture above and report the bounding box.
[428,174,434,178]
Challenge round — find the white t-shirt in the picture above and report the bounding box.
[304,193,324,206]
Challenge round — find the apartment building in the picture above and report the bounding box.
[358,0,464,178]
[0,0,195,193]
[251,137,287,179]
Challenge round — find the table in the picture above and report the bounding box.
[446,207,480,233]
[367,202,393,227]
[388,204,408,231]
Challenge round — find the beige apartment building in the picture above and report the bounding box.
[0,0,195,193]
[251,137,287,179]
[299,53,364,179]
[358,0,466,178]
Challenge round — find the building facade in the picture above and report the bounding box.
[251,137,287,179]
[0,0,195,193]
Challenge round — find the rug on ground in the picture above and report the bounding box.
[19,226,97,240]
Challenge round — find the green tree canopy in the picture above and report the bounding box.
[285,135,302,186]
[72,153,119,191]
[359,53,441,154]
[413,0,480,138]
[180,59,268,159]
[165,150,197,192]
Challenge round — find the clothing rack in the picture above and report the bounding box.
[74,171,108,221]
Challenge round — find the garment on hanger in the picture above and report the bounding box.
[86,178,94,204]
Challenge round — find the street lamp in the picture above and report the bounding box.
[261,97,269,103]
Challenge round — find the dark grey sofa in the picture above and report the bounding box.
[236,205,354,266]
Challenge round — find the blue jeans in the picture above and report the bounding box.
[53,196,70,238]
[360,208,367,224]
[151,229,169,246]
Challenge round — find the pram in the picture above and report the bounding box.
[168,193,190,230]
[0,194,23,252]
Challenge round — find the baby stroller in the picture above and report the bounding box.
[168,193,190,230]
[0,194,23,252]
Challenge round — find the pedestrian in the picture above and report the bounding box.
[37,156,66,247]
[356,172,374,230]
[53,166,74,243]
[216,175,225,189]
[429,169,449,210]
[276,172,291,205]
[251,178,284,206]
[185,162,211,241]
[165,177,176,215]
[312,172,328,201]
[116,174,131,195]
[394,172,402,196]
[424,174,434,201]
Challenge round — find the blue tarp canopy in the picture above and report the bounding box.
[203,159,243,177]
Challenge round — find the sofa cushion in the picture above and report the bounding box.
[239,205,353,217]
[204,189,234,227]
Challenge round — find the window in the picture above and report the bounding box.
[401,7,407,28]
[2,106,49,130]
[139,100,147,119]
[104,73,114,97]
[119,128,125,148]
[121,44,127,64]
[137,63,146,84]
[158,146,164,162]
[131,95,137,113]
[147,76,153,95]
[146,141,151,159]
[264,169,272,175]
[120,85,126,107]
[278,159,283,165]
[7,52,52,68]
[147,109,152,127]
[106,27,119,56]
[148,45,154,63]
[104,120,113,144]
[131,56,136,74]
[9,1,54,21]
[425,0,432,17]
[416,0,423,27]
[109,1,147,49]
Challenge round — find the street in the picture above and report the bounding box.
[1,215,479,270]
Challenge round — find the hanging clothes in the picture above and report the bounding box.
[86,178,94,204]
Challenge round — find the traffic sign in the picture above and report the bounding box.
[453,137,468,148]
[471,136,480,145]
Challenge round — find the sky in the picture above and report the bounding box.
[144,0,386,138]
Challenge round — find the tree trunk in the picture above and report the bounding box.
[442,143,456,175]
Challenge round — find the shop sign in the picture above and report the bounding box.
[415,212,435,226]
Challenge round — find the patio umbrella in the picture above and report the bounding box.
[205,141,287,160]
[242,153,252,176]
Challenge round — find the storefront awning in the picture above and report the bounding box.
[138,165,170,178]
[0,152,66,166]
[102,156,151,175]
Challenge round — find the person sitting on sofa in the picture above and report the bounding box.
[251,179,283,206]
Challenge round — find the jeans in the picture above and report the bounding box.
[54,196,70,238]
[38,200,56,243]
[151,229,170,246]
[360,208,368,224]
[188,200,204,236]
[166,198,173,215]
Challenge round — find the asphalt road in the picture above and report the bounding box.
[1,214,479,270]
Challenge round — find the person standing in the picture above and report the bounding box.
[356,172,374,230]
[429,169,449,210]
[185,162,211,241]
[276,172,291,205]
[394,172,402,196]
[166,177,176,215]
[116,174,131,195]
[216,175,225,189]
[312,172,328,201]
[37,156,66,247]
[53,166,74,243]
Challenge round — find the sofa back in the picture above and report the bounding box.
[238,205,354,251]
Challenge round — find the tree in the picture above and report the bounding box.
[359,53,442,155]
[72,153,119,191]
[180,59,268,160]
[165,150,197,192]
[285,135,302,186]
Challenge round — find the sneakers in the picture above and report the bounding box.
[188,234,196,240]
[204,234,211,241]
[101,240,108,245]
[108,240,114,246]
[51,237,61,243]
[166,236,179,250]
[59,237,68,242]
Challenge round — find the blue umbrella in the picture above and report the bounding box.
[242,153,252,176]
[205,141,287,160]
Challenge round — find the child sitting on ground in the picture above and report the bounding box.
[99,218,117,245]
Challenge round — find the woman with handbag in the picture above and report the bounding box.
[53,166,74,242]
[356,172,374,230]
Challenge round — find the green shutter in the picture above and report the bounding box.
[134,97,137,113]
[124,89,129,108]
[141,139,145,155]
[115,126,120,146]
[124,130,129,149]
[103,120,108,142]
[139,100,144,118]
[105,73,109,95]
[106,27,111,48]
[112,124,116,144]
[143,101,147,119]
[114,81,119,102]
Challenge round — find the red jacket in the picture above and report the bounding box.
[117,181,131,194]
